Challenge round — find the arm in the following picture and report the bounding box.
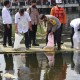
[29,21,32,31]
[51,17,61,32]
[15,14,18,33]
[36,9,40,25]
[15,23,18,33]
[2,9,10,28]
[26,12,32,31]
[27,8,30,14]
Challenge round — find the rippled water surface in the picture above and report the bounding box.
[0,51,80,80]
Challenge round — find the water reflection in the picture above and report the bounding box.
[0,51,80,80]
[4,54,13,70]
[44,52,67,80]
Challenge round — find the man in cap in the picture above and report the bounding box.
[39,14,61,50]
[50,0,67,50]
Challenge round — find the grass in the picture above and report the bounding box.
[12,24,46,37]
[12,24,71,44]
[12,24,46,43]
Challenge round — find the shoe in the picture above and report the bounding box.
[13,48,19,51]
[9,44,13,47]
[61,41,64,44]
[32,43,39,46]
[29,45,31,48]
[26,47,29,50]
[8,45,13,48]
[71,46,73,48]
[57,47,61,50]
[3,45,7,47]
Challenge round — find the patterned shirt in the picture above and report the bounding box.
[45,15,61,32]
[27,6,39,25]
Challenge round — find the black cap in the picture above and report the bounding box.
[19,8,24,14]
[4,0,10,6]
[39,14,45,19]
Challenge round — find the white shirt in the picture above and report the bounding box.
[15,12,31,33]
[2,6,12,24]
[70,18,80,32]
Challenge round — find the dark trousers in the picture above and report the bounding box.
[70,27,74,47]
[4,54,13,70]
[24,31,29,48]
[3,24,12,46]
[54,24,63,49]
[29,24,37,45]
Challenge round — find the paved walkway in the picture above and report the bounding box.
[0,26,79,53]
[0,42,79,53]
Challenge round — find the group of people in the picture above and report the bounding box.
[2,0,79,51]
[2,0,40,50]
[1,0,67,50]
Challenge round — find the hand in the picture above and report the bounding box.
[15,30,18,34]
[29,27,32,31]
[50,32,53,35]
[7,24,10,29]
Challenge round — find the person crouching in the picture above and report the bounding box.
[39,14,61,50]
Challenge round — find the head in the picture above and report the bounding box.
[19,8,24,16]
[56,0,63,7]
[31,0,36,8]
[39,14,47,21]
[4,0,11,8]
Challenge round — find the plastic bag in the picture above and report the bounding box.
[46,33,54,47]
[47,55,55,67]
[43,33,54,51]
[73,32,80,49]
[14,33,23,49]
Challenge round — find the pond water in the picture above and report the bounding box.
[0,51,80,80]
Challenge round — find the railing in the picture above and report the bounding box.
[0,4,79,9]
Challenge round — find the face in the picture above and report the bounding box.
[19,13,24,16]
[57,3,63,7]
[32,3,36,7]
[42,17,47,22]
[7,2,11,8]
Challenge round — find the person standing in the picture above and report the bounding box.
[2,0,12,47]
[15,8,32,49]
[50,0,67,50]
[27,0,39,46]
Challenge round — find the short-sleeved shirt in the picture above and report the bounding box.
[2,6,12,24]
[70,18,80,32]
[45,15,61,32]
[27,6,39,25]
[15,12,31,33]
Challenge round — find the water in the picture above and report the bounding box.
[0,51,80,80]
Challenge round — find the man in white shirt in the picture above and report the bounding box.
[70,18,80,48]
[15,8,32,49]
[2,0,12,47]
